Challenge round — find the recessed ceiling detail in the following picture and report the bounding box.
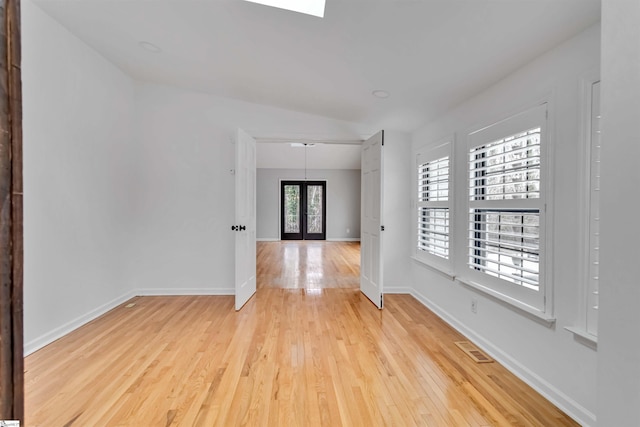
[243,0,325,18]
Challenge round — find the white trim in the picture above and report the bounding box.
[256,137,363,145]
[24,290,136,356]
[456,276,555,324]
[135,288,235,296]
[565,326,598,347]
[577,71,601,338]
[543,96,556,321]
[384,286,412,294]
[416,141,451,164]
[257,237,359,242]
[410,288,596,427]
[465,102,550,313]
[410,256,456,280]
[468,103,546,144]
[251,131,368,144]
[413,136,454,270]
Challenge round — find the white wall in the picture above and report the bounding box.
[409,25,600,425]
[597,1,640,425]
[132,82,371,295]
[382,131,412,293]
[22,0,137,353]
[256,168,361,241]
[20,0,374,350]
[23,7,603,423]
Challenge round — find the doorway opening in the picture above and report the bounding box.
[281,180,327,240]
[256,241,360,290]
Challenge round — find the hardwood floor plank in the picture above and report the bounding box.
[257,241,360,290]
[25,242,578,426]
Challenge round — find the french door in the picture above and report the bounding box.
[361,130,384,309]
[235,129,257,310]
[281,181,326,240]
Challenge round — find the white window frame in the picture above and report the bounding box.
[567,74,600,345]
[459,104,551,316]
[413,138,453,274]
[585,80,601,337]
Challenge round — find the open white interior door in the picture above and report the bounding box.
[360,130,384,309]
[235,129,257,310]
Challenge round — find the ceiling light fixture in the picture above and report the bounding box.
[372,90,390,99]
[139,41,162,53]
[304,143,308,180]
[289,142,316,180]
[243,0,325,18]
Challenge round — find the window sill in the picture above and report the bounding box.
[565,326,598,348]
[456,277,556,326]
[410,256,455,280]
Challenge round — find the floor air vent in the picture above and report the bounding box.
[454,341,493,363]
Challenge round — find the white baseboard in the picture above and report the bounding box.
[135,287,235,296]
[409,288,596,427]
[28,282,592,425]
[24,290,136,356]
[384,286,411,294]
[25,288,234,356]
[257,238,360,242]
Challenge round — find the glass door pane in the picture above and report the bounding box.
[281,182,303,240]
[306,185,323,234]
[284,185,300,233]
[281,180,326,240]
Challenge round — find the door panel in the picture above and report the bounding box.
[281,181,326,240]
[360,131,384,309]
[305,182,326,240]
[281,182,303,240]
[235,129,257,311]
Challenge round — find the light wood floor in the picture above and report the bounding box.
[25,242,577,426]
[257,241,360,289]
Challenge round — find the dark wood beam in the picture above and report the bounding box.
[0,0,23,422]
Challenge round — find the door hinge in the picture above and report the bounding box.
[381,225,385,231]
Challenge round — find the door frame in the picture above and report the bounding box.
[280,180,327,240]
[0,0,24,421]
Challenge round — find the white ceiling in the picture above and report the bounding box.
[34,0,600,132]
[32,0,600,169]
